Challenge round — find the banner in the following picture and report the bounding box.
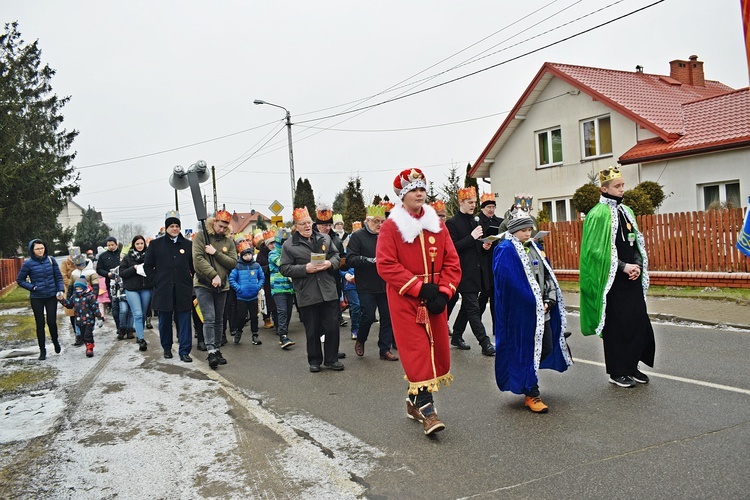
[738,197,750,258]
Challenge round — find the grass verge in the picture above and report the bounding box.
[0,315,37,342]
[0,362,56,397]
[0,286,29,307]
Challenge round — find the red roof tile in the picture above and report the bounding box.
[620,88,750,163]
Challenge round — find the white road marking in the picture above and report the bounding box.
[575,358,750,396]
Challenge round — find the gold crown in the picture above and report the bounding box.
[236,240,252,254]
[457,186,476,201]
[351,221,362,230]
[215,210,232,223]
[480,192,495,205]
[599,167,622,184]
[252,233,264,246]
[316,206,333,222]
[379,200,395,212]
[430,200,446,212]
[293,207,310,222]
[332,214,344,225]
[262,230,276,243]
[366,205,387,217]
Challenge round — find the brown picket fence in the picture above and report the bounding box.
[0,257,24,295]
[540,207,749,272]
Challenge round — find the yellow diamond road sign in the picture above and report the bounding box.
[269,200,284,215]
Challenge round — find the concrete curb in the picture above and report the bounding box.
[564,305,750,331]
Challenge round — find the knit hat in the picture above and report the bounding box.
[507,212,535,234]
[105,236,118,245]
[457,186,476,202]
[480,192,496,208]
[316,205,333,224]
[165,210,181,228]
[73,254,87,267]
[73,278,88,290]
[393,168,427,199]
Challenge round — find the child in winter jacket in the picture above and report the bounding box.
[228,241,265,345]
[59,278,106,357]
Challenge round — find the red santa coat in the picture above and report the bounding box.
[376,203,462,395]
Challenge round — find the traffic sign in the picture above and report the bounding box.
[269,200,284,215]
[270,216,284,227]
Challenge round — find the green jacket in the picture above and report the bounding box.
[579,198,649,336]
[192,218,237,292]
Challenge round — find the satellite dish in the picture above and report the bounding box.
[169,165,189,189]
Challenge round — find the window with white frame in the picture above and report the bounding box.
[702,181,741,210]
[541,198,572,222]
[536,127,563,167]
[580,115,612,159]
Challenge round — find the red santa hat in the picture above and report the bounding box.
[393,168,427,200]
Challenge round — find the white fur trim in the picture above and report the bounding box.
[388,204,442,243]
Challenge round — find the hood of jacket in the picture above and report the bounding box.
[27,239,48,260]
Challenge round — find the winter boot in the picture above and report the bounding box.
[138,338,148,351]
[145,317,153,329]
[73,336,84,347]
[263,317,274,329]
[52,338,61,354]
[85,343,94,357]
[116,328,126,341]
[234,330,242,344]
[251,333,262,345]
[126,327,135,339]
[38,348,47,361]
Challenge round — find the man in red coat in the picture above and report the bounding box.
[376,168,462,436]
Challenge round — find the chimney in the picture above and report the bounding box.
[669,55,705,86]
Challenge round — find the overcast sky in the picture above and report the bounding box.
[5,0,748,235]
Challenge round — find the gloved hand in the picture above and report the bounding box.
[426,293,448,314]
[418,283,439,301]
[365,257,376,265]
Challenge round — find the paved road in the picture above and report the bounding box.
[211,309,750,499]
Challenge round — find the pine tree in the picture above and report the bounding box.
[426,182,438,203]
[332,189,346,214]
[371,194,382,206]
[464,163,480,206]
[0,22,79,256]
[342,176,367,232]
[440,165,461,218]
[293,178,316,219]
[74,207,111,251]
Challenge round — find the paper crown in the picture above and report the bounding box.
[430,200,446,212]
[293,207,311,222]
[393,168,427,199]
[165,210,181,226]
[215,210,232,223]
[233,233,245,242]
[332,214,344,225]
[513,193,534,210]
[480,192,496,206]
[263,229,276,244]
[351,221,362,231]
[379,200,395,213]
[252,233,264,246]
[457,186,477,202]
[599,166,623,184]
[366,205,387,217]
[236,240,253,254]
[316,205,333,223]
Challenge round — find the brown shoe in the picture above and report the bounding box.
[419,404,445,435]
[406,398,423,422]
[354,340,364,357]
[380,351,399,361]
[524,395,549,413]
[263,318,274,329]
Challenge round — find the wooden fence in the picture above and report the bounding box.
[541,207,748,273]
[0,257,24,295]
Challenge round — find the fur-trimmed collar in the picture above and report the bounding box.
[387,203,442,243]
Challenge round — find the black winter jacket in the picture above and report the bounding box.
[119,251,154,292]
[446,211,490,293]
[144,234,194,312]
[346,227,386,294]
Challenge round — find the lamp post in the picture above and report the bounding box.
[253,99,296,203]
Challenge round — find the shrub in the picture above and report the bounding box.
[623,188,654,215]
[571,183,601,215]
[636,181,665,209]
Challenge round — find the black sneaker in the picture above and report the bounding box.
[279,336,295,349]
[631,370,650,384]
[324,361,345,371]
[251,333,262,345]
[145,319,153,330]
[340,319,348,327]
[138,339,147,351]
[451,336,470,350]
[234,332,242,344]
[609,375,636,388]
[207,352,219,368]
[197,341,207,351]
[215,350,228,365]
[481,343,496,356]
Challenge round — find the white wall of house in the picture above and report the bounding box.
[487,77,639,220]
[57,199,85,231]
[640,148,750,213]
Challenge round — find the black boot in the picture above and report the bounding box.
[117,328,125,340]
[52,338,61,354]
[38,348,46,360]
[234,331,242,344]
[73,336,84,347]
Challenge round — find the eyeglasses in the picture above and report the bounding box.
[371,219,385,225]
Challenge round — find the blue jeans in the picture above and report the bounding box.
[344,289,361,333]
[126,289,152,340]
[273,293,294,337]
[117,297,133,330]
[357,292,393,355]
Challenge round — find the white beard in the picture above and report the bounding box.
[388,203,442,243]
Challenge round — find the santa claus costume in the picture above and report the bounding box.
[376,168,461,436]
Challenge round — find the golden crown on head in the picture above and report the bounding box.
[457,186,476,201]
[316,206,333,222]
[332,214,344,225]
[599,166,622,184]
[480,192,495,205]
[366,205,387,217]
[262,229,276,243]
[252,233,264,246]
[236,240,252,254]
[293,207,310,222]
[379,200,395,212]
[351,221,362,230]
[215,210,232,223]
[430,199,446,212]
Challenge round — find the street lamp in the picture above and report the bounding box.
[253,99,296,203]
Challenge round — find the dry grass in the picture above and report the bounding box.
[0,362,56,397]
[0,287,29,307]
[0,315,37,342]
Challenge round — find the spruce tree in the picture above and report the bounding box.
[332,189,346,214]
[74,207,111,251]
[371,194,382,206]
[440,166,461,218]
[464,163,480,206]
[293,178,316,219]
[0,22,79,256]
[342,176,366,232]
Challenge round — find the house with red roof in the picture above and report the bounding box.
[470,55,749,219]
[229,210,271,236]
